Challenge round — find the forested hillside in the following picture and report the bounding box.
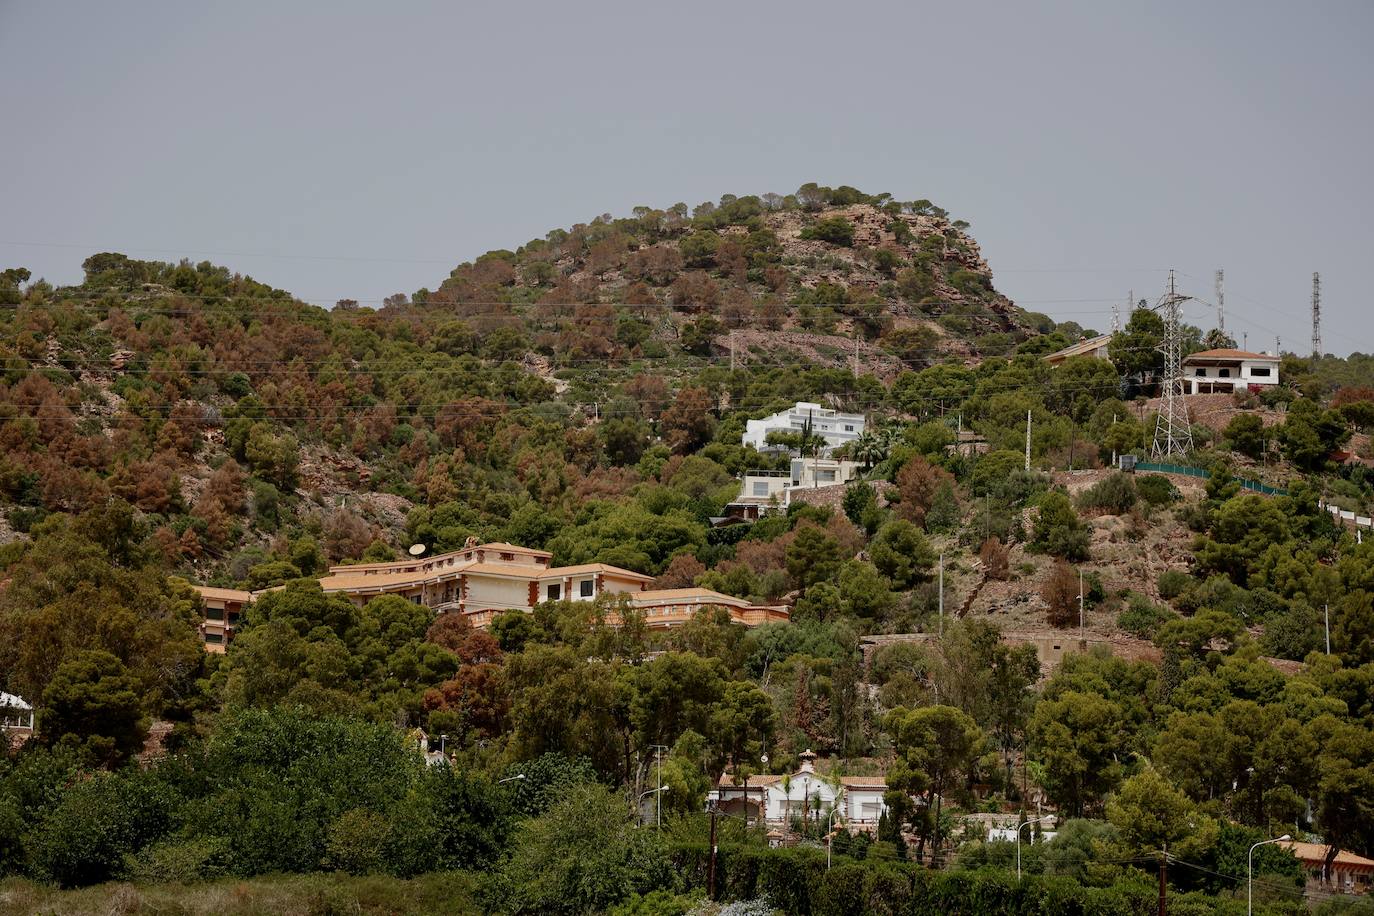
[2,185,1374,914]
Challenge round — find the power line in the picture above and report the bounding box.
[6,341,1182,377]
[4,290,1139,313]
[0,239,457,266]
[3,373,1182,425]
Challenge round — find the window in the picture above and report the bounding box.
[752,481,770,496]
[204,632,223,644]
[1194,367,1206,375]
[1250,366,1272,377]
[818,470,836,483]
[844,424,854,432]
[580,579,594,598]
[205,607,224,621]
[547,583,561,601]
[500,552,514,561]
[1218,368,1231,377]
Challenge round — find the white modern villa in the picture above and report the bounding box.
[710,750,888,836]
[1181,348,1280,394]
[743,402,865,454]
[721,459,865,521]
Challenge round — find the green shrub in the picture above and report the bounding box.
[1117,594,1177,639]
[1157,570,1192,601]
[800,218,855,247]
[1076,474,1137,514]
[1136,475,1179,507]
[125,836,232,884]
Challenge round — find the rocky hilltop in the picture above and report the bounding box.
[412,184,1033,376]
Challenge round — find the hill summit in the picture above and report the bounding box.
[412,183,1033,376]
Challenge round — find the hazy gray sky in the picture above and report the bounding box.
[3,1,1371,355]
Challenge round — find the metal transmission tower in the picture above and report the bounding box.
[1214,269,1225,333]
[1311,272,1322,358]
[1151,270,1194,459]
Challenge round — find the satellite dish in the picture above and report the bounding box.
[408,543,427,557]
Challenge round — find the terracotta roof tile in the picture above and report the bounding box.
[1183,348,1278,361]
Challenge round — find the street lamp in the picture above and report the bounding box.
[439,733,447,756]
[498,773,526,784]
[637,785,668,827]
[826,808,843,870]
[1248,834,1291,915]
[1017,816,1051,880]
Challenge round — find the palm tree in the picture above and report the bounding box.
[852,431,884,470]
[780,773,794,839]
[876,423,902,457]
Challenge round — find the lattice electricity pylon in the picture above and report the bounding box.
[1151,270,1194,459]
[1311,271,1322,358]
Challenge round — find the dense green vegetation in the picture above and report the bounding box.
[2,186,1374,913]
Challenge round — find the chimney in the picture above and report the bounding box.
[798,749,817,773]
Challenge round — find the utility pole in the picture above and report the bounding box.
[707,802,719,899]
[938,552,945,637]
[1215,269,1225,334]
[1151,270,1194,459]
[1112,302,1120,334]
[1079,569,1085,645]
[650,745,668,828]
[1024,410,1032,472]
[1311,272,1322,358]
[1159,852,1168,916]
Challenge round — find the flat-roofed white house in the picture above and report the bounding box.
[1181,348,1280,394]
[790,457,863,489]
[721,459,866,522]
[743,402,865,454]
[710,750,888,835]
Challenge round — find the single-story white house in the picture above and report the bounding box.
[744,402,865,455]
[1,692,35,739]
[709,750,888,834]
[1181,348,1280,394]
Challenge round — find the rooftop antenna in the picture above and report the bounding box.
[408,543,426,557]
[1111,302,1120,334]
[1214,269,1225,333]
[1311,272,1322,358]
[1151,269,1194,459]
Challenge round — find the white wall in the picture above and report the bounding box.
[466,575,531,612]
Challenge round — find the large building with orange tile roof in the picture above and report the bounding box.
[189,540,788,649]
[1280,841,1374,896]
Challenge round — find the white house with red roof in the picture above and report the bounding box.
[1182,348,1280,395]
[710,750,888,835]
[1280,841,1374,896]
